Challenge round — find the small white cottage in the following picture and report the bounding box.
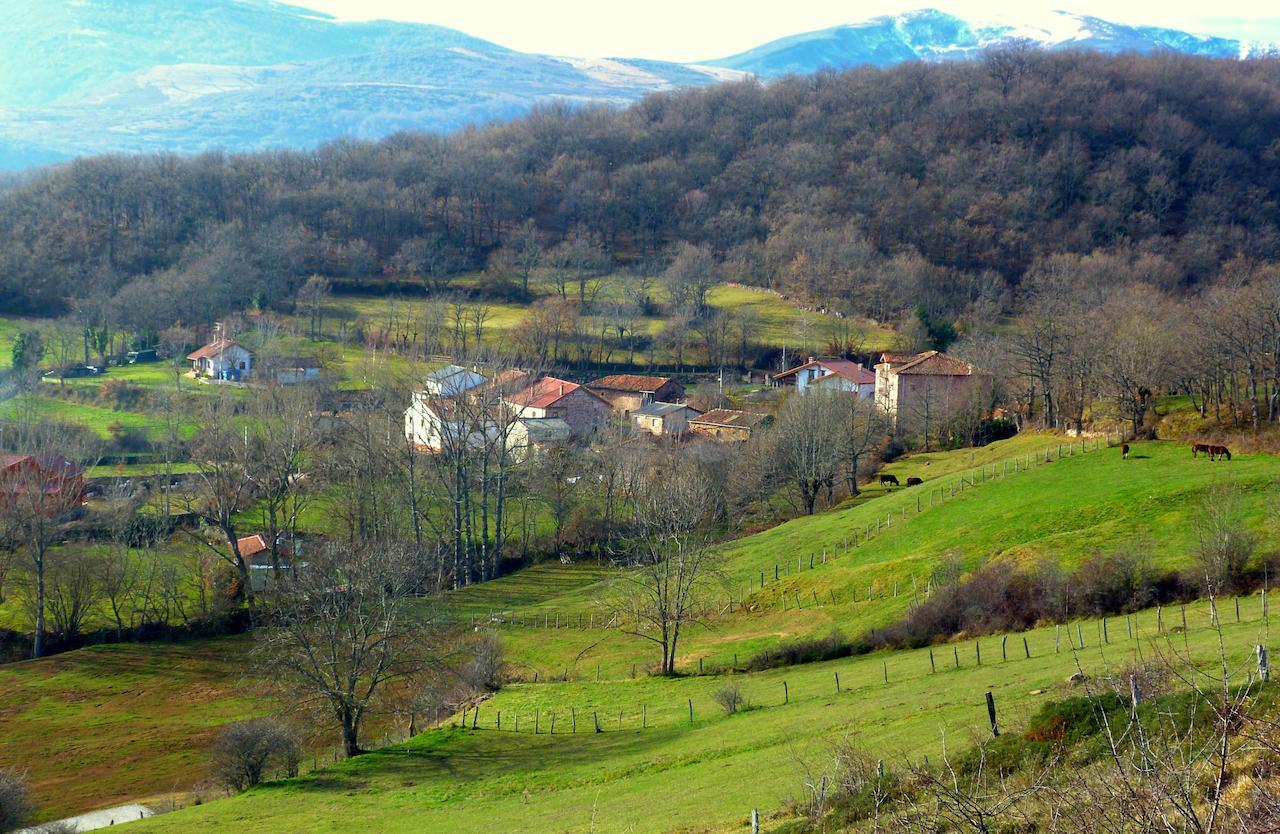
[187,338,253,380]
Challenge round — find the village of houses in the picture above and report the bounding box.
[181,329,988,457]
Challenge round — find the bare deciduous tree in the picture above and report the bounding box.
[255,544,445,757]
[612,458,720,675]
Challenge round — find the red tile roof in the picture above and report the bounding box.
[892,351,983,376]
[506,377,584,410]
[186,338,241,361]
[878,352,924,367]
[690,409,771,429]
[775,358,874,385]
[237,534,269,558]
[588,374,674,393]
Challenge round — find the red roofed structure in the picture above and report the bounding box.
[503,376,611,439]
[772,357,875,397]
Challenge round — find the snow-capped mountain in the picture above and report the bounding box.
[0,2,1271,170]
[706,9,1258,78]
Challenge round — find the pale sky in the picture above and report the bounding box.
[298,0,1280,61]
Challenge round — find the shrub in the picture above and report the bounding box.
[745,630,850,671]
[713,683,746,714]
[460,631,504,692]
[210,718,301,793]
[0,768,31,833]
[1192,486,1256,592]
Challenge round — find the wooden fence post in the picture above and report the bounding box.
[1001,635,1007,661]
[986,691,999,737]
[929,648,936,673]
[883,661,888,684]
[783,681,789,704]
[835,671,841,693]
[1258,645,1270,682]
[1023,636,1030,659]
[688,699,694,723]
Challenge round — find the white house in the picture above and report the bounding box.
[632,402,702,437]
[404,392,497,452]
[772,357,875,397]
[423,364,487,397]
[187,338,253,380]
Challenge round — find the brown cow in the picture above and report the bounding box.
[906,477,923,486]
[879,474,900,487]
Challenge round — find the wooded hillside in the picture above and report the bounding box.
[1,50,1278,331]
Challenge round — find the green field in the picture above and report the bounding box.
[0,394,198,443]
[128,598,1271,834]
[7,437,1278,831]
[0,640,257,821]
[332,279,895,367]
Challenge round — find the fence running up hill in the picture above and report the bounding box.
[476,435,1123,634]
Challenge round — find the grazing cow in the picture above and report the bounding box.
[879,474,900,487]
[906,477,923,487]
[1121,444,1129,460]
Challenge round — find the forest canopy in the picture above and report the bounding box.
[1,49,1278,332]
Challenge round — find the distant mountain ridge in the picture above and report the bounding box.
[0,2,1270,170]
[705,9,1259,77]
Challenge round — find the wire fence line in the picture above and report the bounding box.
[467,435,1121,632]
[449,591,1273,738]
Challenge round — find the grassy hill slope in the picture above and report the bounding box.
[8,436,1278,829]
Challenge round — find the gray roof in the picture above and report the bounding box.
[518,417,572,442]
[634,401,700,418]
[424,364,487,395]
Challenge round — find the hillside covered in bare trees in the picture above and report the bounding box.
[1,49,1278,335]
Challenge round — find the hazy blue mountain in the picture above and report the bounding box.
[0,0,740,168]
[706,9,1252,77]
[0,2,1269,169]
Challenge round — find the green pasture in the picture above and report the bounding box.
[0,394,198,443]
[129,597,1276,834]
[0,639,257,822]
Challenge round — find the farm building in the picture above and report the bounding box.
[506,417,572,462]
[632,402,702,437]
[403,394,496,452]
[0,453,85,511]
[503,376,611,439]
[874,351,992,428]
[264,356,321,384]
[776,358,876,397]
[688,408,772,441]
[186,338,252,380]
[238,533,304,592]
[423,364,487,397]
[587,374,685,416]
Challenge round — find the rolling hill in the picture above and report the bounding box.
[0,2,1272,169]
[8,437,1279,828]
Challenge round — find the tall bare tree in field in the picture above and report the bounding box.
[256,544,444,758]
[613,457,719,675]
[769,389,849,514]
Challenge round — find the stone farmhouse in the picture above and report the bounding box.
[587,374,686,417]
